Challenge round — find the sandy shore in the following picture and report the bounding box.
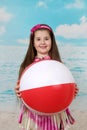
[0,111,19,130]
[70,110,87,130]
[0,109,87,130]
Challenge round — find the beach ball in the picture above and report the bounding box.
[20,60,76,114]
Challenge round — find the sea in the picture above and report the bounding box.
[0,45,87,112]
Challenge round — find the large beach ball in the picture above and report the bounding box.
[20,60,76,114]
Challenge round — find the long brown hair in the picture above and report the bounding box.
[18,24,62,79]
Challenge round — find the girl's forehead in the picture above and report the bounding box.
[34,30,50,36]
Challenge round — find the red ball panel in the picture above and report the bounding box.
[21,83,75,114]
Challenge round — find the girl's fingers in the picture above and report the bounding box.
[74,85,79,97]
[15,84,21,98]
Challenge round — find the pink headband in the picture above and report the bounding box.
[31,24,51,33]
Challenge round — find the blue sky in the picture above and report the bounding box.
[0,0,87,46]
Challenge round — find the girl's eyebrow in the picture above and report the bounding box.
[35,37,40,38]
[35,35,50,38]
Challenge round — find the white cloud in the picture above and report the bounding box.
[65,0,85,9]
[36,1,48,8]
[0,7,13,22]
[80,16,87,23]
[55,16,87,39]
[0,7,13,35]
[0,25,6,35]
[17,38,29,44]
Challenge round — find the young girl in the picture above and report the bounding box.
[15,24,79,130]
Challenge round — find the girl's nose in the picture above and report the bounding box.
[41,39,45,44]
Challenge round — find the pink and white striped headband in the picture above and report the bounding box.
[31,24,52,33]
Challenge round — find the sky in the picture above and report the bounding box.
[0,0,87,46]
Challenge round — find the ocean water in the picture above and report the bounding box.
[0,45,87,112]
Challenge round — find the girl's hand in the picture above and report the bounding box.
[15,81,21,98]
[74,84,79,98]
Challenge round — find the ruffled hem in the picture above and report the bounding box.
[18,103,75,130]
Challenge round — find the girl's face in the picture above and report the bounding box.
[34,30,52,58]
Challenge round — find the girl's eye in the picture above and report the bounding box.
[45,37,49,40]
[36,38,40,41]
[35,37,50,41]
[45,38,49,40]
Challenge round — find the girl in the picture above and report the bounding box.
[15,24,79,130]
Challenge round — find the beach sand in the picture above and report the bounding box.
[0,109,87,130]
[0,111,19,130]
